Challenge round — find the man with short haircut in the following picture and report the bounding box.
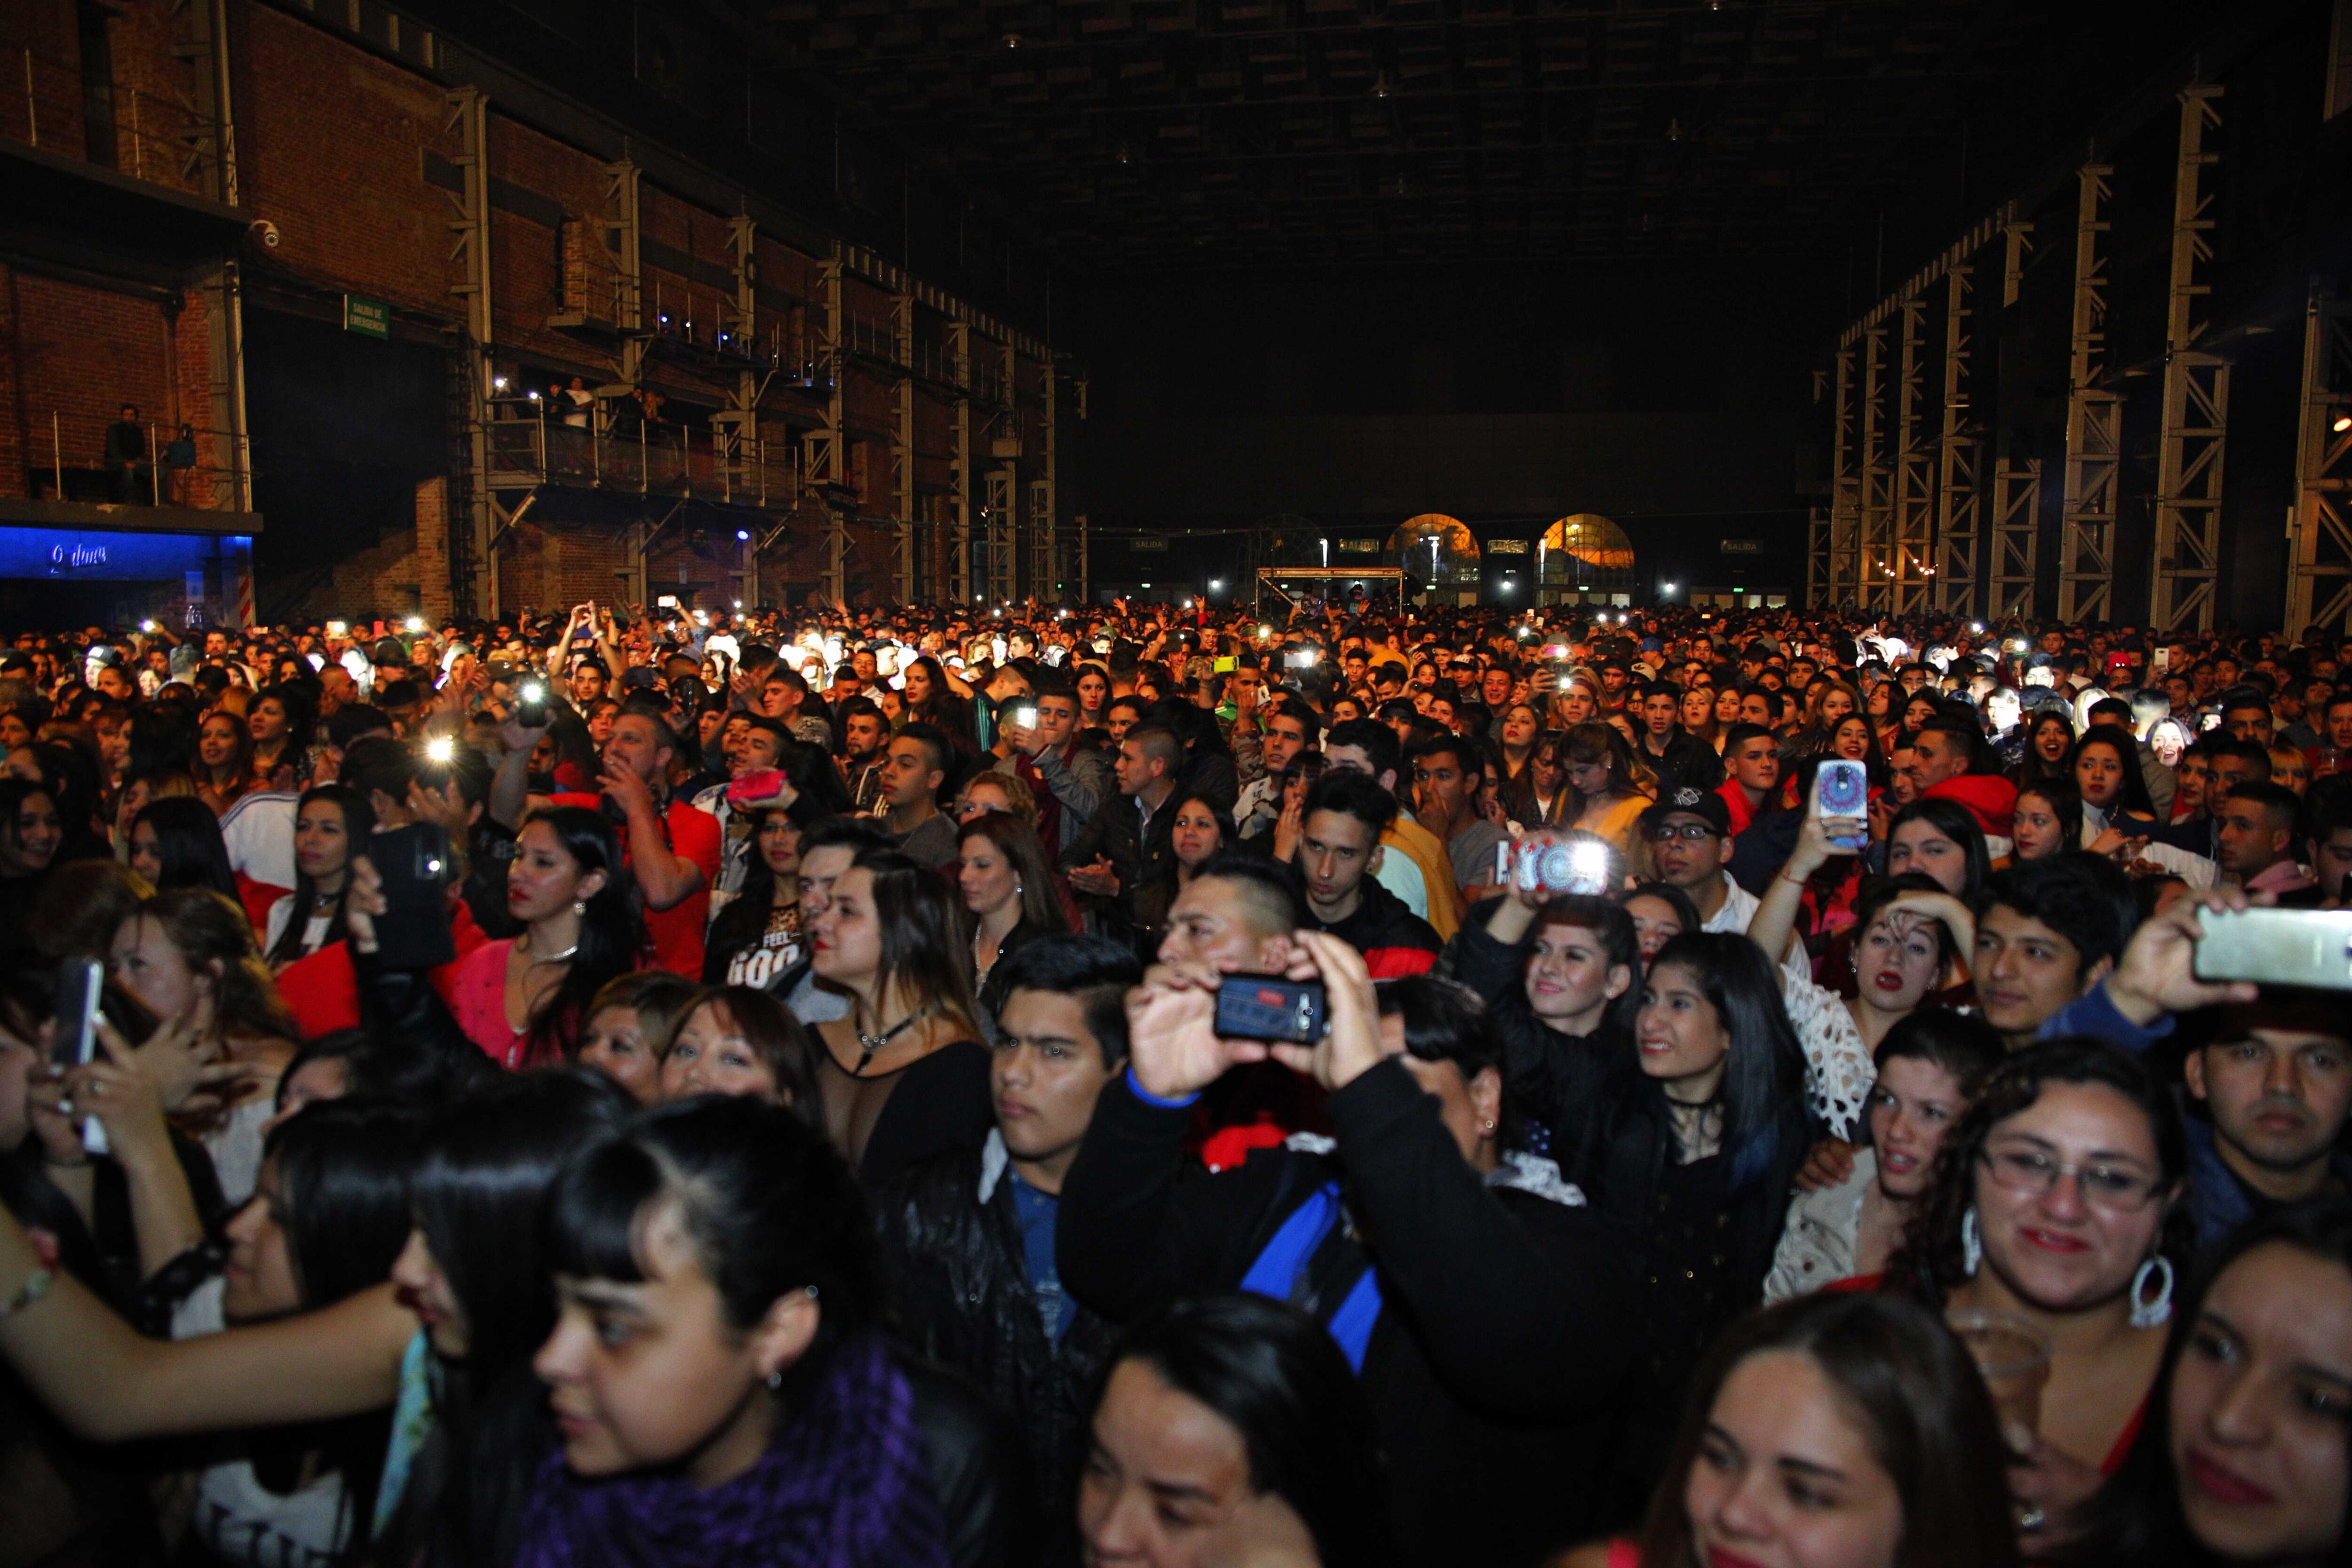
[2042,904,2352,1250]
[691,713,794,916]
[836,696,890,812]
[761,664,831,748]
[1972,854,2136,1050]
[1061,724,1184,949]
[2221,691,2275,746]
[2213,782,2311,895]
[1635,683,1723,797]
[1323,718,1448,939]
[995,682,1110,854]
[1289,770,1440,977]
[1409,736,1505,904]
[2305,785,2352,905]
[874,934,1139,1538]
[878,722,959,869]
[1233,699,1320,838]
[548,708,723,976]
[1713,723,1781,841]
[1913,714,2018,860]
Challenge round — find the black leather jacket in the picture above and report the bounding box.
[879,1134,1114,1567]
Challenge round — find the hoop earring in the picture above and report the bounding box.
[1962,1206,1983,1277]
[2130,1255,2175,1329]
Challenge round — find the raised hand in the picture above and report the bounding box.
[1124,961,1271,1101]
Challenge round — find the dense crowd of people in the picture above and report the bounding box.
[0,595,2347,1568]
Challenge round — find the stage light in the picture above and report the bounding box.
[736,529,751,541]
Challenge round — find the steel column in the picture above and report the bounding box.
[443,87,497,616]
[2286,287,2352,641]
[2057,163,2120,623]
[1934,264,1981,616]
[891,291,916,601]
[1827,347,1857,607]
[1991,459,2042,620]
[949,321,973,603]
[1891,294,1935,613]
[985,337,1018,604]
[1856,323,1892,609]
[2149,85,2230,634]
[1031,358,1057,598]
[804,254,846,605]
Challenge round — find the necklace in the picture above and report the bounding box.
[518,928,580,964]
[847,1004,935,1078]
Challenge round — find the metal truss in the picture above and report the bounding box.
[2057,162,2119,624]
[1806,504,1832,610]
[1028,357,1057,599]
[1934,263,1980,617]
[1855,322,1892,611]
[2286,287,2352,642]
[949,321,974,602]
[1990,459,2042,620]
[1825,347,1857,607]
[891,291,917,602]
[803,254,847,604]
[442,86,498,616]
[983,337,1018,605]
[983,467,1016,606]
[1890,293,1936,614]
[2149,85,2229,634]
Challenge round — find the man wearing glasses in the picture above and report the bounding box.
[1638,786,1808,984]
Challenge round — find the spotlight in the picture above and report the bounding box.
[492,376,509,391]
[2336,414,2352,433]
[1209,579,1224,591]
[736,529,751,541]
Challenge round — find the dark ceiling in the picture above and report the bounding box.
[746,0,2217,272]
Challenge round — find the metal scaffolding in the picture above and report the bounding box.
[1028,357,1056,597]
[891,290,917,601]
[806,254,847,603]
[949,320,973,602]
[1825,347,1857,607]
[2286,286,2352,641]
[186,0,251,534]
[1855,322,1892,609]
[1933,263,1980,616]
[984,336,1018,604]
[1990,459,2042,619]
[1890,293,1935,613]
[2149,85,2230,633]
[2056,162,2120,623]
[443,86,498,615]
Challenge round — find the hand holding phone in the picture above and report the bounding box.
[1811,760,1871,852]
[51,959,109,1155]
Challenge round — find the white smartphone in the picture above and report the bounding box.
[1812,759,1870,851]
[2193,907,2352,991]
[53,958,110,1156]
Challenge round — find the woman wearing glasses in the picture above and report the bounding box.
[1884,1040,2192,1554]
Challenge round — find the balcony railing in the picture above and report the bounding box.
[485,401,800,508]
[22,409,251,512]
[5,48,226,199]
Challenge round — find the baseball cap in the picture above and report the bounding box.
[1639,786,1731,837]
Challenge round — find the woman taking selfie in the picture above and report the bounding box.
[522,1095,1018,1568]
[445,806,644,1070]
[2062,1197,2352,1568]
[957,811,1068,1017]
[1886,1041,2192,1552]
[1565,1291,2022,1568]
[1765,1011,2006,1300]
[806,846,992,1186]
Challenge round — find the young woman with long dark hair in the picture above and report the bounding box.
[700,807,807,990]
[194,709,257,817]
[127,793,241,903]
[2013,776,2087,862]
[263,785,375,968]
[1580,929,1816,1523]
[246,685,314,792]
[806,847,992,1186]
[1568,1292,2022,1568]
[2062,1197,2352,1568]
[444,806,644,1069]
[957,811,1068,1014]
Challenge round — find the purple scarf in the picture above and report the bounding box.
[512,1335,951,1568]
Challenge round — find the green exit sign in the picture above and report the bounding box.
[343,294,390,340]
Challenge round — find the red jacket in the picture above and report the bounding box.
[1921,772,2018,840]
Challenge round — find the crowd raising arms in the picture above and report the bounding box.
[0,597,2345,1568]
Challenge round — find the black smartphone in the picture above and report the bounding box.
[370,823,456,971]
[1214,975,1327,1045]
[515,679,548,728]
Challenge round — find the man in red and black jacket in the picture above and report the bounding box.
[1289,768,1442,978]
